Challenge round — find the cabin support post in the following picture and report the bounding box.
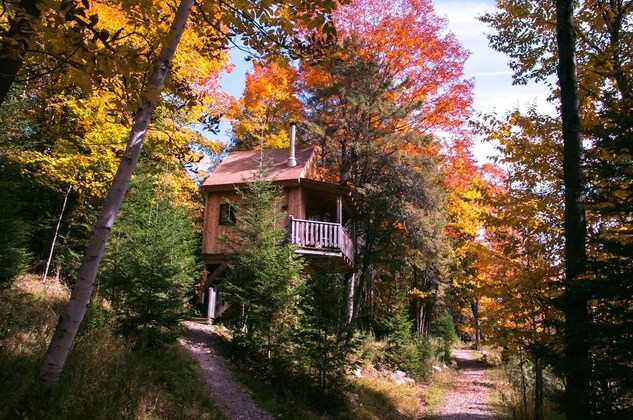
[196,266,209,304]
[336,193,343,224]
[208,287,217,322]
[346,272,355,323]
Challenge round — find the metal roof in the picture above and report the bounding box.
[201,147,316,189]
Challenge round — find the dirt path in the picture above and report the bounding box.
[179,320,274,420]
[437,349,496,419]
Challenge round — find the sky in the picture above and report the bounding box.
[433,0,554,115]
[433,0,555,161]
[216,0,556,162]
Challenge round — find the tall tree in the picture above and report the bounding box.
[476,107,565,419]
[442,135,492,349]
[1,0,231,282]
[331,0,472,133]
[556,1,590,415]
[228,0,473,151]
[100,172,197,349]
[230,59,303,149]
[304,45,449,343]
[223,163,306,371]
[482,0,633,414]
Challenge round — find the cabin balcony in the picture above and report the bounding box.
[287,216,355,271]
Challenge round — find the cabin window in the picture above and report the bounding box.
[219,203,236,225]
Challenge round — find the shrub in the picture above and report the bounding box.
[0,276,222,419]
[432,312,458,362]
[388,336,438,380]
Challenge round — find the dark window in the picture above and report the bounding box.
[219,203,236,225]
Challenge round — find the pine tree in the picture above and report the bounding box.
[0,157,29,288]
[304,43,449,343]
[298,271,349,388]
[99,173,197,349]
[224,162,306,373]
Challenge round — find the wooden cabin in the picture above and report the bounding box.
[197,137,356,320]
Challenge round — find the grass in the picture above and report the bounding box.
[485,366,519,419]
[485,366,565,420]
[227,368,424,419]
[418,365,460,418]
[466,346,565,420]
[349,376,422,419]
[209,329,425,419]
[0,274,223,419]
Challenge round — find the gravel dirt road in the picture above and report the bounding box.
[180,320,274,420]
[437,349,497,419]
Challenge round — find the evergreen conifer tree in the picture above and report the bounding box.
[99,172,197,349]
[298,270,349,388]
[304,44,449,344]
[0,157,29,288]
[224,162,306,373]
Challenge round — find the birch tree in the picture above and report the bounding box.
[39,0,197,388]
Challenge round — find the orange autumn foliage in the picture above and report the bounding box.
[230,59,303,149]
[231,0,473,152]
[332,0,473,132]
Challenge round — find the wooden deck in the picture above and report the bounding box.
[287,217,355,270]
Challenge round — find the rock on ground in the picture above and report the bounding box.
[179,320,274,420]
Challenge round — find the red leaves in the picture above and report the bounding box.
[333,0,473,132]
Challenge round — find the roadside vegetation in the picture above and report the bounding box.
[209,321,460,419]
[1,274,464,420]
[482,348,564,420]
[0,275,222,419]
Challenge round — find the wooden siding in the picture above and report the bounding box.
[301,149,321,181]
[286,186,304,219]
[202,189,291,256]
[202,191,240,255]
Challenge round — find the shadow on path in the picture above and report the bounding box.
[180,320,274,420]
[435,349,497,420]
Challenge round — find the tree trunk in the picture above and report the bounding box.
[555,0,590,417]
[471,299,481,349]
[345,223,376,345]
[0,0,40,105]
[42,185,71,283]
[534,355,544,420]
[519,346,529,419]
[38,0,195,388]
[346,272,355,324]
[410,265,424,336]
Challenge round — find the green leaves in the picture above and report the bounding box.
[305,45,449,337]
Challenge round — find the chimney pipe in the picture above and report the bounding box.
[288,122,297,167]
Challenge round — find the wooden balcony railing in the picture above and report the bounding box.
[288,217,354,266]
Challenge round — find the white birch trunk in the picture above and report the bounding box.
[42,185,71,283]
[38,0,195,388]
